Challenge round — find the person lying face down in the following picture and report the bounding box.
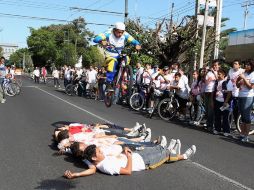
[64,138,197,178]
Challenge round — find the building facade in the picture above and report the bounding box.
[0,43,18,60]
[225,29,254,62]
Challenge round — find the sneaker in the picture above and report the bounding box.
[223,133,230,137]
[183,145,196,159]
[194,121,200,126]
[143,128,151,142]
[138,123,147,134]
[1,99,6,103]
[175,139,181,155]
[213,130,219,135]
[241,136,249,142]
[160,136,167,148]
[131,122,141,132]
[167,139,177,152]
[178,115,186,121]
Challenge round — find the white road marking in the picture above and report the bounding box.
[35,87,113,124]
[192,162,253,190]
[35,86,253,190]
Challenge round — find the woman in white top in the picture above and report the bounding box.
[236,60,254,142]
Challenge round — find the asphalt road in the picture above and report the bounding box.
[0,76,253,190]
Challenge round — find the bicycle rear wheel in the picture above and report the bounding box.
[236,111,254,135]
[158,98,178,121]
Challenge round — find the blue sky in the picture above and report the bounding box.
[0,0,253,48]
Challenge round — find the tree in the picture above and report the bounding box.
[27,17,93,68]
[9,48,33,68]
[82,46,104,67]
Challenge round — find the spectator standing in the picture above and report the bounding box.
[227,60,244,124]
[0,57,6,103]
[135,62,144,86]
[33,67,40,84]
[52,67,60,88]
[213,69,231,136]
[236,60,254,142]
[41,67,47,83]
[97,67,107,101]
[204,60,220,132]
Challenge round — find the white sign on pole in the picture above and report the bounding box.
[197,0,216,27]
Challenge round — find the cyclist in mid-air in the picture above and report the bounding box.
[93,22,141,86]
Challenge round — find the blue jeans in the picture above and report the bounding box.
[238,97,254,124]
[135,145,170,169]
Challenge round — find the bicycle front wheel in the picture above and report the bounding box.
[65,84,75,96]
[158,98,178,121]
[129,92,145,111]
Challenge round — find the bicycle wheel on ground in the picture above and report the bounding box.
[129,92,145,111]
[104,90,114,107]
[236,111,254,135]
[4,83,17,96]
[65,84,75,96]
[158,98,178,121]
[12,83,21,95]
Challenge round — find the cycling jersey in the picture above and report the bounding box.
[93,28,140,58]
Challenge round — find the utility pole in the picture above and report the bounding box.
[22,52,25,70]
[193,0,199,70]
[199,0,209,69]
[124,0,128,23]
[169,2,174,32]
[214,0,223,59]
[242,1,254,30]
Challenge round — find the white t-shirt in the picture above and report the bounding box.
[142,69,153,84]
[158,74,173,90]
[172,80,189,99]
[136,67,144,84]
[205,70,217,92]
[52,70,59,78]
[238,72,254,97]
[215,80,225,102]
[87,70,97,83]
[96,153,146,175]
[227,68,244,97]
[33,69,40,77]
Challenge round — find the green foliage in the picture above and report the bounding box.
[82,46,104,67]
[27,17,93,67]
[9,48,33,68]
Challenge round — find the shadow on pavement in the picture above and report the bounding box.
[219,136,254,148]
[51,121,78,128]
[35,178,78,190]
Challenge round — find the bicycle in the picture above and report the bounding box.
[189,95,206,126]
[129,84,150,111]
[104,45,134,107]
[2,78,21,96]
[157,90,180,121]
[65,79,85,96]
[236,105,254,135]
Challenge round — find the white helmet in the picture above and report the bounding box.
[114,22,125,31]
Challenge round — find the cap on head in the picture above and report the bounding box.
[114,22,125,31]
[163,66,169,71]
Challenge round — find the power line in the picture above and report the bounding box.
[69,6,124,16]
[0,12,113,26]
